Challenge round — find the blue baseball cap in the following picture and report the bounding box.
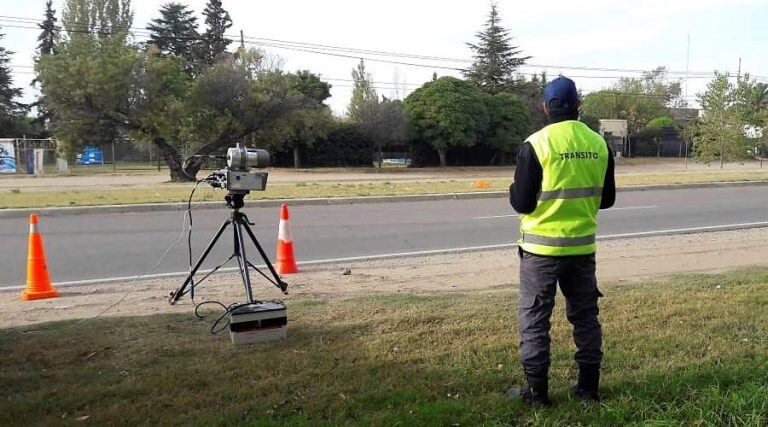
[543,76,579,111]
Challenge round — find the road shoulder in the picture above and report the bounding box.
[3,227,766,328]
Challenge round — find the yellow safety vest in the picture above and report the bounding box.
[518,120,609,256]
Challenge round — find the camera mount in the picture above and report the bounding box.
[170,144,287,305]
[169,191,288,305]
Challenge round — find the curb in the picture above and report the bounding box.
[1,180,767,219]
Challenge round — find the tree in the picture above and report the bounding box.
[356,98,408,167]
[36,29,140,161]
[347,59,378,121]
[580,67,684,135]
[263,70,334,168]
[509,72,547,131]
[40,1,324,180]
[635,117,677,158]
[465,3,529,94]
[404,77,488,166]
[0,32,29,137]
[62,0,133,44]
[43,0,135,159]
[483,92,531,164]
[131,50,191,179]
[33,0,59,131]
[690,72,748,168]
[199,0,232,65]
[37,0,58,56]
[735,76,768,128]
[146,3,199,67]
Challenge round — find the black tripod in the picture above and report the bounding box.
[169,192,288,305]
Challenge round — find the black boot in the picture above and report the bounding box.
[506,375,551,406]
[571,363,601,403]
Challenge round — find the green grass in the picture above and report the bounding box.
[2,267,767,425]
[2,170,768,209]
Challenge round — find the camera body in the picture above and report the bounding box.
[225,170,268,192]
[206,144,271,193]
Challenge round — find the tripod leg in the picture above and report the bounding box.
[234,221,255,304]
[169,219,231,305]
[242,221,288,293]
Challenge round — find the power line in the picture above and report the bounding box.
[1,14,764,80]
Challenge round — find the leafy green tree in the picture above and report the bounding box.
[37,0,58,56]
[735,76,768,128]
[347,59,378,121]
[404,77,488,166]
[146,3,199,68]
[131,50,191,179]
[262,70,334,168]
[36,31,140,161]
[646,116,677,129]
[465,3,529,94]
[0,32,28,137]
[62,0,133,44]
[289,69,331,103]
[356,97,408,167]
[483,92,531,164]
[690,72,748,167]
[199,0,233,65]
[44,0,135,158]
[509,72,547,131]
[580,67,684,135]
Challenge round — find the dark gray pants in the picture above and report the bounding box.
[518,248,603,376]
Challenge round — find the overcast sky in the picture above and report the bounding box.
[3,0,767,115]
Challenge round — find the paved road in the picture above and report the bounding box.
[1,185,767,288]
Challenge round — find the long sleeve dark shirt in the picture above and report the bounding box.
[509,135,615,214]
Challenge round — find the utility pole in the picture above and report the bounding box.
[737,57,742,81]
[240,29,245,49]
[685,34,690,98]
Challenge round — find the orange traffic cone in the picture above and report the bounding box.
[275,204,298,274]
[21,214,58,301]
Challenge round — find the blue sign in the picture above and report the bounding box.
[0,141,16,173]
[76,146,104,165]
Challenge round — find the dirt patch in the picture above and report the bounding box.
[2,227,767,329]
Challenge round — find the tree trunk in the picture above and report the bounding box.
[293,146,302,169]
[657,137,661,158]
[155,138,196,182]
[437,147,447,167]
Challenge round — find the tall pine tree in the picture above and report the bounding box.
[465,3,529,94]
[34,0,59,129]
[200,0,232,65]
[37,0,57,55]
[0,32,27,132]
[146,3,199,66]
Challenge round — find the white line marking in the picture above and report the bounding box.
[606,205,658,211]
[2,220,767,291]
[474,205,658,219]
[597,221,768,240]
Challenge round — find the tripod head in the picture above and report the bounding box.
[225,191,248,210]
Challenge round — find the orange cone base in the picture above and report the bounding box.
[276,242,298,274]
[277,262,298,275]
[21,288,59,301]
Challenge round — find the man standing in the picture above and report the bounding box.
[508,76,615,405]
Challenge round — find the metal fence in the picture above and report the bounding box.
[0,138,167,175]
